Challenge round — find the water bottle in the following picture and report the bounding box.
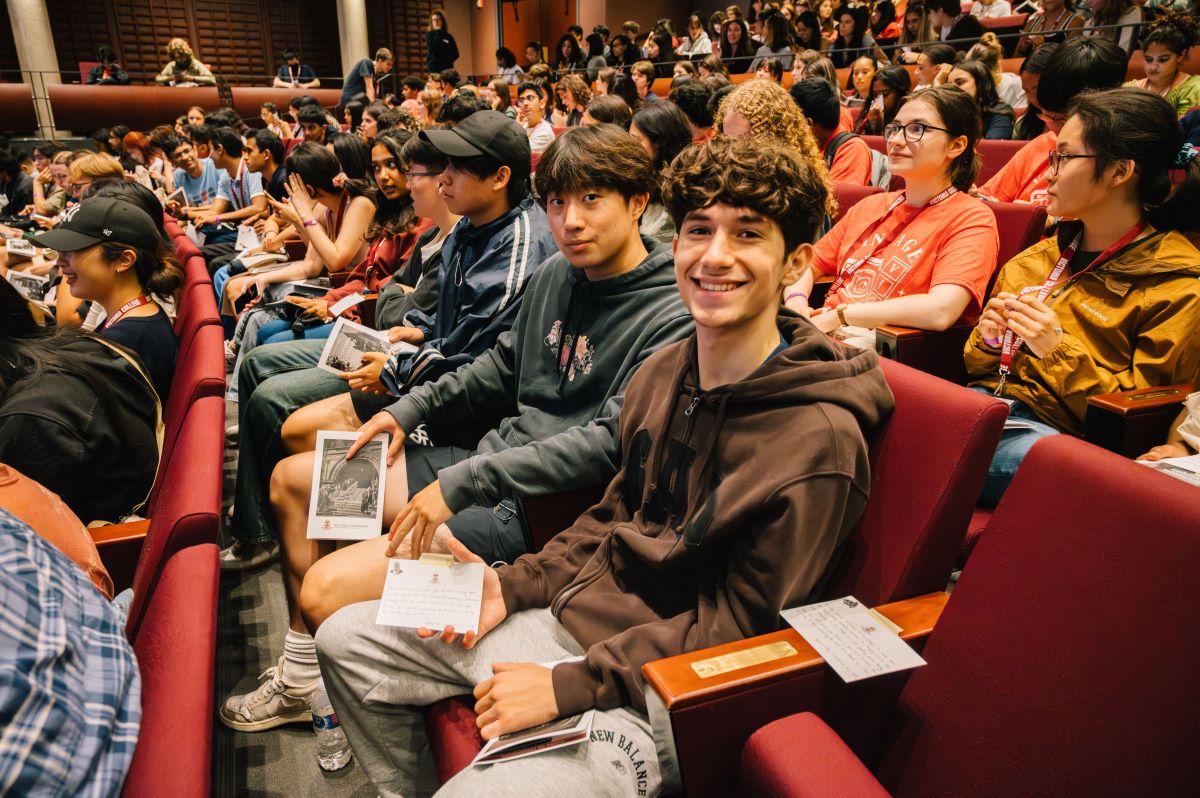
[311,685,352,772]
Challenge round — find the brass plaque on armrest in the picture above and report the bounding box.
[691,641,798,679]
[1126,390,1183,402]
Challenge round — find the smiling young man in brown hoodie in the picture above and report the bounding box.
[314,136,894,798]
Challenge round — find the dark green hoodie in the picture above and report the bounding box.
[387,237,694,512]
[497,313,895,715]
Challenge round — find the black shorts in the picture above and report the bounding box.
[404,442,529,565]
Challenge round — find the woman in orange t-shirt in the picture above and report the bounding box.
[784,86,999,346]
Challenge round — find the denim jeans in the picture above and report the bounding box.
[255,317,335,346]
[971,386,1061,508]
[231,340,347,545]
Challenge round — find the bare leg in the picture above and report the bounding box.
[297,447,453,631]
[279,392,362,455]
[269,451,339,633]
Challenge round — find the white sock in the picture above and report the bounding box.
[282,629,321,686]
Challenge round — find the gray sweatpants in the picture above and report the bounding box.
[315,605,661,798]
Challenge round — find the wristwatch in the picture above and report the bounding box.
[836,303,850,326]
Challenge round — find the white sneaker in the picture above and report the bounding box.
[220,655,317,732]
[219,540,279,572]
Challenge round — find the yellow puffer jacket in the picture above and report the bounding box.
[965,223,1200,435]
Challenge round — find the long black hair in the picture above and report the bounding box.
[368,129,418,239]
[1070,87,1200,233]
[631,101,693,200]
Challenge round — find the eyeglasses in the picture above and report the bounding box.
[1046,151,1098,177]
[1038,110,1068,126]
[883,121,951,142]
[69,181,91,192]
[404,169,445,179]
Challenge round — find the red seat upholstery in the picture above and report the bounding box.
[171,232,203,265]
[861,136,1024,189]
[975,138,1029,185]
[741,435,1200,796]
[822,358,1008,605]
[983,199,1046,272]
[832,181,884,224]
[123,543,218,798]
[124,395,223,641]
[155,322,224,511]
[426,359,1009,788]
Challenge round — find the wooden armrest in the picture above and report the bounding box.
[643,592,948,798]
[89,519,149,595]
[1086,381,1197,417]
[809,275,833,308]
[1085,381,1196,458]
[874,324,974,385]
[644,591,947,710]
[359,292,378,329]
[90,518,150,546]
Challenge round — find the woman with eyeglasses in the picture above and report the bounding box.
[965,87,1200,505]
[784,86,998,349]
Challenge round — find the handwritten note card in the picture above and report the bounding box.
[376,560,484,633]
[780,596,926,683]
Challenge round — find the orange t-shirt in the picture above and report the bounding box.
[823,128,874,185]
[813,189,999,322]
[979,131,1056,205]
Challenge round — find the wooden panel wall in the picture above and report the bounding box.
[366,0,440,81]
[40,0,342,85]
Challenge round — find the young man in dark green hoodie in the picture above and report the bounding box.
[221,124,693,733]
[314,136,894,796]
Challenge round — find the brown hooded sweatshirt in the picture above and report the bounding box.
[496,313,895,716]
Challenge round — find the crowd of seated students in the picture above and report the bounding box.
[5,1,1200,793]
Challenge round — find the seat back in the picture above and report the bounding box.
[124,543,217,798]
[832,182,884,224]
[875,436,1200,796]
[822,359,1008,606]
[125,396,223,642]
[984,200,1047,287]
[975,139,1028,185]
[154,323,224,511]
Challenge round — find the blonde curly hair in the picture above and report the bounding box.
[165,38,194,60]
[714,78,835,215]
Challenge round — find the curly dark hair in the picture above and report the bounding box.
[662,136,829,252]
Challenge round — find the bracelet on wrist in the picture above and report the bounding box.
[784,291,809,304]
[983,336,1002,347]
[302,218,318,228]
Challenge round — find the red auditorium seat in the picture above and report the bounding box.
[739,435,1200,797]
[89,327,224,589]
[117,394,223,640]
[874,200,1046,384]
[860,136,1025,188]
[832,182,884,224]
[423,359,1009,788]
[123,543,218,798]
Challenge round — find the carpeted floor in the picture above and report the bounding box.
[215,399,374,797]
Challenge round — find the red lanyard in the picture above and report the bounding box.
[288,65,299,84]
[235,158,248,208]
[827,187,957,297]
[102,295,153,330]
[995,220,1147,393]
[361,238,384,284]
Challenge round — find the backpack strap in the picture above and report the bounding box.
[825,131,858,167]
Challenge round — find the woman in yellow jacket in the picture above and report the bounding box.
[965,87,1200,506]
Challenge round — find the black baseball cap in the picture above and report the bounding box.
[420,109,530,166]
[32,197,162,253]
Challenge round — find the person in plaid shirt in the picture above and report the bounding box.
[0,508,141,797]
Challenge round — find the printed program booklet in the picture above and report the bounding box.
[1139,454,1200,487]
[781,596,926,683]
[316,316,417,375]
[306,430,388,540]
[472,710,595,766]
